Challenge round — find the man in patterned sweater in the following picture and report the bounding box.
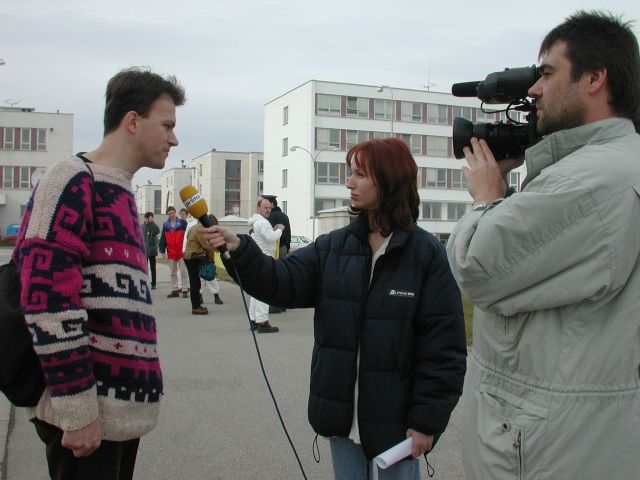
[13,68,185,480]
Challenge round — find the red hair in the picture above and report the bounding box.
[346,138,419,235]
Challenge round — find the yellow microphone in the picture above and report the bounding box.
[179,185,230,259]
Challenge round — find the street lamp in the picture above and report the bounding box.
[377,84,395,135]
[289,145,336,241]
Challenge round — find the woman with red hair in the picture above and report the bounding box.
[205,138,466,479]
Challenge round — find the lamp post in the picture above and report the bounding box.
[289,145,335,240]
[377,84,395,135]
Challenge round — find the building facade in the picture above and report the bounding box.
[135,150,264,221]
[0,107,74,234]
[264,80,526,242]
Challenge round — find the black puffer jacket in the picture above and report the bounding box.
[226,214,466,459]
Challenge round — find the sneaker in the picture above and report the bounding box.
[250,320,257,331]
[214,295,223,305]
[182,291,189,298]
[192,306,208,315]
[256,321,279,333]
[167,290,180,298]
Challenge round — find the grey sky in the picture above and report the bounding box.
[1,0,639,187]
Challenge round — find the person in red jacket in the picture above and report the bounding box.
[159,206,188,297]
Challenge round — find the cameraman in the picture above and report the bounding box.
[446,10,640,480]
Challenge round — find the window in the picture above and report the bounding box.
[282,169,288,188]
[20,167,30,188]
[153,190,162,214]
[282,106,289,125]
[452,106,473,121]
[426,136,448,157]
[401,134,422,155]
[346,130,370,149]
[282,137,288,156]
[282,200,287,214]
[20,128,31,150]
[3,166,13,188]
[426,104,448,124]
[317,162,340,184]
[508,171,520,188]
[447,203,468,220]
[426,168,446,188]
[317,94,341,116]
[401,102,422,122]
[224,159,241,215]
[346,97,369,118]
[372,131,387,139]
[37,128,46,151]
[316,128,340,150]
[476,108,496,123]
[450,169,467,189]
[3,127,14,150]
[258,181,263,195]
[422,202,442,220]
[373,99,393,120]
[258,160,264,174]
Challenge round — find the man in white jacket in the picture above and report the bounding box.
[447,10,640,480]
[247,198,284,333]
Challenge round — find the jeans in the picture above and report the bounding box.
[329,437,420,480]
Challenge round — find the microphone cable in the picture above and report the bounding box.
[226,260,309,480]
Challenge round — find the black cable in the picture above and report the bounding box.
[228,262,308,480]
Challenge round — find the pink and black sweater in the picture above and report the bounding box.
[14,157,162,441]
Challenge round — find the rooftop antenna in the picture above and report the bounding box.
[420,60,437,91]
[4,98,21,107]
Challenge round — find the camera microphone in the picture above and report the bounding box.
[179,185,230,260]
[451,81,480,97]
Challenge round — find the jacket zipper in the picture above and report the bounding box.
[513,430,523,479]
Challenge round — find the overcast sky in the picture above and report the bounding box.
[1,0,639,187]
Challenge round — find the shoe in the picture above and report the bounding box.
[192,306,208,315]
[256,321,279,333]
[167,290,180,298]
[214,294,223,305]
[151,285,156,290]
[182,291,189,298]
[250,320,257,331]
[269,306,283,314]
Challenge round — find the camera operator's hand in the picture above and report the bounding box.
[462,138,522,202]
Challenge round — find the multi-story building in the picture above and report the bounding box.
[0,107,74,234]
[264,80,526,242]
[136,150,264,220]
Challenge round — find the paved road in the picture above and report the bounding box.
[1,249,464,479]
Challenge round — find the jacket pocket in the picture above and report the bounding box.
[476,385,548,480]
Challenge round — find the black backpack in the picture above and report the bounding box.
[1,157,95,407]
[0,260,45,406]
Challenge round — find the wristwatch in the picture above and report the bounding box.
[472,198,504,212]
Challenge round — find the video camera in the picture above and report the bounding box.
[451,66,540,160]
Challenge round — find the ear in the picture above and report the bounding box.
[121,111,139,134]
[585,67,608,95]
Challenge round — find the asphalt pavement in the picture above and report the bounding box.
[0,248,464,480]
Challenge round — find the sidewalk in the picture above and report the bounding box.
[1,256,464,479]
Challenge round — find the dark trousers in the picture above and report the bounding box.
[32,418,140,480]
[184,258,203,309]
[147,255,157,287]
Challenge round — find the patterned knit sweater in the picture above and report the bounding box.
[13,157,162,441]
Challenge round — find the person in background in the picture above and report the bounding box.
[159,206,189,298]
[205,138,466,479]
[142,212,160,289]
[263,194,291,314]
[446,10,640,479]
[245,198,284,333]
[13,67,185,480]
[200,213,223,305]
[183,216,216,315]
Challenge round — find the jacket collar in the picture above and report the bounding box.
[347,213,413,253]
[522,117,636,189]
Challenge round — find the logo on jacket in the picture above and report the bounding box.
[388,289,415,298]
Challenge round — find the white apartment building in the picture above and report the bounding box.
[136,150,264,220]
[0,107,74,234]
[264,80,526,242]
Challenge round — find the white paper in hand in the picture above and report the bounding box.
[374,437,413,469]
